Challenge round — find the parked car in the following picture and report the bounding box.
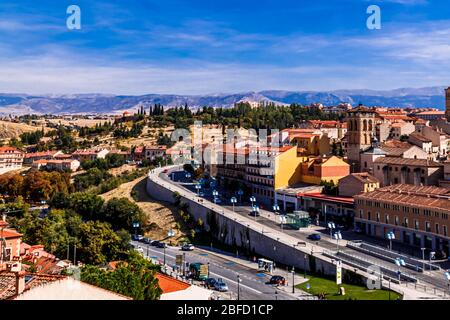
[249,211,260,217]
[181,243,195,251]
[268,275,287,286]
[198,192,205,197]
[307,233,321,241]
[214,280,229,292]
[163,169,168,173]
[143,237,152,244]
[213,197,222,204]
[135,247,144,254]
[151,240,161,247]
[132,234,144,241]
[205,278,217,289]
[156,242,167,248]
[434,250,448,260]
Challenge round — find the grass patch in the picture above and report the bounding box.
[297,276,402,300]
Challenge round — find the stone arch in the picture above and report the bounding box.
[368,119,373,131]
[363,119,368,131]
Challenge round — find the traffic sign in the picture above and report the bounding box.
[176,254,183,266]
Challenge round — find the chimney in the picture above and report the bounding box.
[15,271,25,296]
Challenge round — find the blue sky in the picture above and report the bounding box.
[0,0,449,94]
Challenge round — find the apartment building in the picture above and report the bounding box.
[72,148,109,162]
[354,184,450,253]
[391,122,415,139]
[23,151,63,165]
[143,145,167,161]
[338,172,380,197]
[215,142,349,206]
[0,147,24,175]
[373,157,444,187]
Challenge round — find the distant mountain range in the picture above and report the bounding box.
[0,86,447,115]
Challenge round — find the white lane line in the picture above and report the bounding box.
[141,245,263,294]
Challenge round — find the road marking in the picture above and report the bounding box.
[141,244,263,294]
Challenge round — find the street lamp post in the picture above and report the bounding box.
[250,196,256,208]
[252,205,259,222]
[273,204,280,215]
[237,189,244,203]
[395,258,406,283]
[333,231,342,253]
[328,222,335,240]
[445,272,450,296]
[195,184,201,196]
[291,267,295,293]
[212,190,219,203]
[237,274,241,300]
[304,254,307,279]
[230,197,237,211]
[386,231,395,251]
[207,262,210,278]
[421,247,426,272]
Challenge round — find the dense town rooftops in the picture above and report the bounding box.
[355,184,450,212]
[374,157,443,167]
[409,132,432,143]
[24,151,58,158]
[346,172,379,184]
[0,147,23,154]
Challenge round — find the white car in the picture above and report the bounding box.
[135,247,144,255]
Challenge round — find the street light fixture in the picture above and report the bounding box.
[395,258,406,283]
[386,231,395,251]
[237,189,244,203]
[327,222,335,240]
[273,204,280,214]
[333,231,342,253]
[195,184,201,195]
[250,196,256,207]
[212,190,219,203]
[230,197,237,211]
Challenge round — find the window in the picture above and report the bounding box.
[414,220,419,230]
[359,209,363,218]
[376,213,380,222]
[425,222,431,232]
[435,223,439,234]
[444,226,448,237]
[403,218,408,228]
[395,216,399,226]
[385,215,390,224]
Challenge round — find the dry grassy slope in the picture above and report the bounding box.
[100,176,189,243]
[0,120,44,139]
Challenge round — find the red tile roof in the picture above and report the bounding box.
[1,229,22,239]
[155,273,190,294]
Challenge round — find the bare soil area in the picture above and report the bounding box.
[100,176,189,243]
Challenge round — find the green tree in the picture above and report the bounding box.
[102,197,146,231]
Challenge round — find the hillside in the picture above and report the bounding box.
[0,120,44,140]
[0,86,447,115]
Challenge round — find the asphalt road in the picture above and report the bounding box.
[158,168,450,295]
[131,240,309,300]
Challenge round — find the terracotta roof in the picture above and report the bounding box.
[1,228,22,239]
[300,193,354,204]
[355,184,450,212]
[155,273,190,294]
[0,271,66,300]
[409,133,432,143]
[344,173,379,184]
[145,145,167,151]
[0,147,22,154]
[417,111,445,115]
[374,157,442,167]
[24,151,57,159]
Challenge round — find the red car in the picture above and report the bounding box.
[268,275,287,286]
[163,169,168,173]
